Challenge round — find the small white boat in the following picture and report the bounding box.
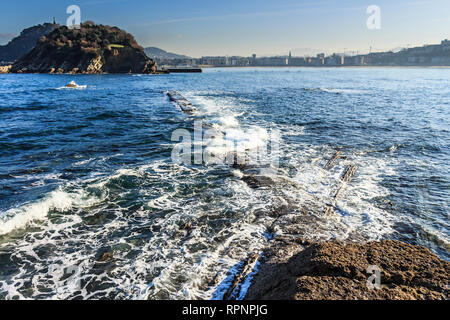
[62,81,87,89]
[66,81,78,88]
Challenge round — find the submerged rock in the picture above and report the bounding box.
[246,240,449,300]
[98,252,113,262]
[242,175,275,189]
[324,150,342,170]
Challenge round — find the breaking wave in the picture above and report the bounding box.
[1,68,448,299]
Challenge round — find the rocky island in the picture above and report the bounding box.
[11,22,158,74]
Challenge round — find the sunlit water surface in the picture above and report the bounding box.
[0,68,448,299]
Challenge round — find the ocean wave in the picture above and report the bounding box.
[0,186,105,236]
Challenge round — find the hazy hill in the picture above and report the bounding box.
[12,22,158,74]
[144,47,190,60]
[0,23,59,63]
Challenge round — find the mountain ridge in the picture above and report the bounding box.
[0,23,59,63]
[144,47,190,60]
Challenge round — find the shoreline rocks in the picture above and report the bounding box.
[245,239,449,300]
[0,65,11,73]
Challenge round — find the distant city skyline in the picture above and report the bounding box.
[1,0,449,57]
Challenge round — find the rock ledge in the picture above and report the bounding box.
[246,239,449,300]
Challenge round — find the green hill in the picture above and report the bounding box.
[12,22,158,74]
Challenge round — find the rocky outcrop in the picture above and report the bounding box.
[11,23,158,74]
[246,239,449,300]
[0,23,59,63]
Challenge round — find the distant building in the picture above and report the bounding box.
[325,54,342,66]
[288,57,307,66]
[183,40,450,68]
[228,56,250,66]
[201,56,227,66]
[255,57,288,66]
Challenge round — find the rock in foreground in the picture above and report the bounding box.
[12,23,157,74]
[246,239,449,300]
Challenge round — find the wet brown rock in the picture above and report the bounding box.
[246,240,449,300]
[98,252,113,262]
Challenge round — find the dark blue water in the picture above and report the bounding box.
[0,68,448,299]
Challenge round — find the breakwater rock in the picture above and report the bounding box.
[167,91,198,113]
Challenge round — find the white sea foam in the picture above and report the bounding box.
[182,93,277,166]
[214,115,240,129]
[281,143,398,240]
[0,146,399,299]
[0,189,72,235]
[0,87,435,300]
[320,88,363,94]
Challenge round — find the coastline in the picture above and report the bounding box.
[2,65,449,75]
[199,65,450,69]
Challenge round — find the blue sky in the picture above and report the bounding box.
[0,0,449,57]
